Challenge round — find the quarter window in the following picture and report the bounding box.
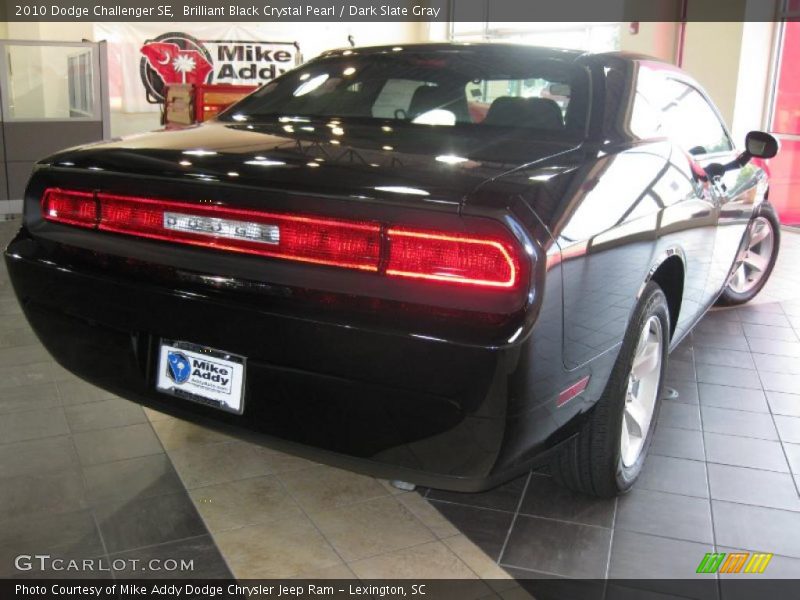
[633,69,732,155]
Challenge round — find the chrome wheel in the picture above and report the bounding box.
[728,217,774,295]
[620,315,663,468]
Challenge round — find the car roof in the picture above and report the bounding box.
[319,42,589,61]
[319,43,675,66]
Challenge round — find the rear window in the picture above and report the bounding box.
[223,50,589,137]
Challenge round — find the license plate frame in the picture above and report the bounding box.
[155,339,246,415]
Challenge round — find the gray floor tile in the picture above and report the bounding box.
[659,401,702,431]
[0,326,38,350]
[707,463,800,511]
[427,474,526,513]
[713,500,800,559]
[429,501,513,560]
[57,380,118,406]
[0,361,72,389]
[83,453,184,506]
[0,435,80,478]
[745,338,800,358]
[108,535,231,579]
[752,353,800,375]
[666,359,695,382]
[609,530,714,581]
[501,515,611,578]
[0,509,104,577]
[760,371,800,395]
[65,397,147,433]
[0,344,52,367]
[737,310,792,328]
[615,489,713,543]
[72,423,163,466]
[698,384,768,413]
[704,432,789,473]
[766,392,800,417]
[650,425,705,461]
[783,443,800,474]
[637,455,708,498]
[692,333,750,352]
[700,406,778,440]
[774,415,800,444]
[0,467,87,519]
[518,474,616,527]
[671,340,694,363]
[694,318,744,336]
[0,406,69,444]
[742,322,799,342]
[0,382,60,415]
[94,491,207,554]
[696,364,762,390]
[661,378,700,405]
[694,347,754,369]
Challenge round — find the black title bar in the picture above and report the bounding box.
[0,0,794,22]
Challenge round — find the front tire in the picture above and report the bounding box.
[551,281,670,498]
[717,202,780,306]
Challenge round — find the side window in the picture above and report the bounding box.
[659,79,732,155]
[632,70,732,156]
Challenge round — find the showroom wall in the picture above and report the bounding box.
[0,16,780,148]
[3,20,429,137]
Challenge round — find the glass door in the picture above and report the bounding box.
[768,9,800,226]
[0,40,108,213]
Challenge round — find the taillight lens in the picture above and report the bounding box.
[96,193,381,271]
[386,228,518,288]
[41,188,523,290]
[41,188,96,228]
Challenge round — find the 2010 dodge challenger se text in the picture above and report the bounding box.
[5,44,781,497]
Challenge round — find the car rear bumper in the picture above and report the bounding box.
[5,228,570,491]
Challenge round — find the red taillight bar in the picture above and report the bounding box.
[42,188,96,229]
[96,193,382,272]
[41,188,523,290]
[386,228,518,289]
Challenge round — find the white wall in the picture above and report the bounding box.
[681,21,745,128]
[620,22,678,62]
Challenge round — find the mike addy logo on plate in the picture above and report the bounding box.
[166,351,232,394]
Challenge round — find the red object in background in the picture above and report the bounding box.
[163,83,256,127]
[140,42,214,87]
[769,21,800,226]
[194,84,256,122]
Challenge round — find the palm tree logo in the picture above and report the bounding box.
[172,54,197,84]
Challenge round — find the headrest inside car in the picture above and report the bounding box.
[483,96,564,130]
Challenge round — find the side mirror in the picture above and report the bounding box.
[744,131,779,159]
[703,131,779,181]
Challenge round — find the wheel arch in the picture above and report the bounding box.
[644,249,686,341]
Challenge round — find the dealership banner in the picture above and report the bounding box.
[0,0,792,22]
[94,23,298,112]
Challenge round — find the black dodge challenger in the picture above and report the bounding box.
[5,44,780,497]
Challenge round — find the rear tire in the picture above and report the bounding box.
[551,281,670,498]
[716,202,780,307]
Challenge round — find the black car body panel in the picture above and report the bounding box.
[5,45,768,490]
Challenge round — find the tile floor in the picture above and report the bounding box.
[422,226,800,593]
[2,215,800,595]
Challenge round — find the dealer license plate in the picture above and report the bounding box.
[156,340,246,414]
